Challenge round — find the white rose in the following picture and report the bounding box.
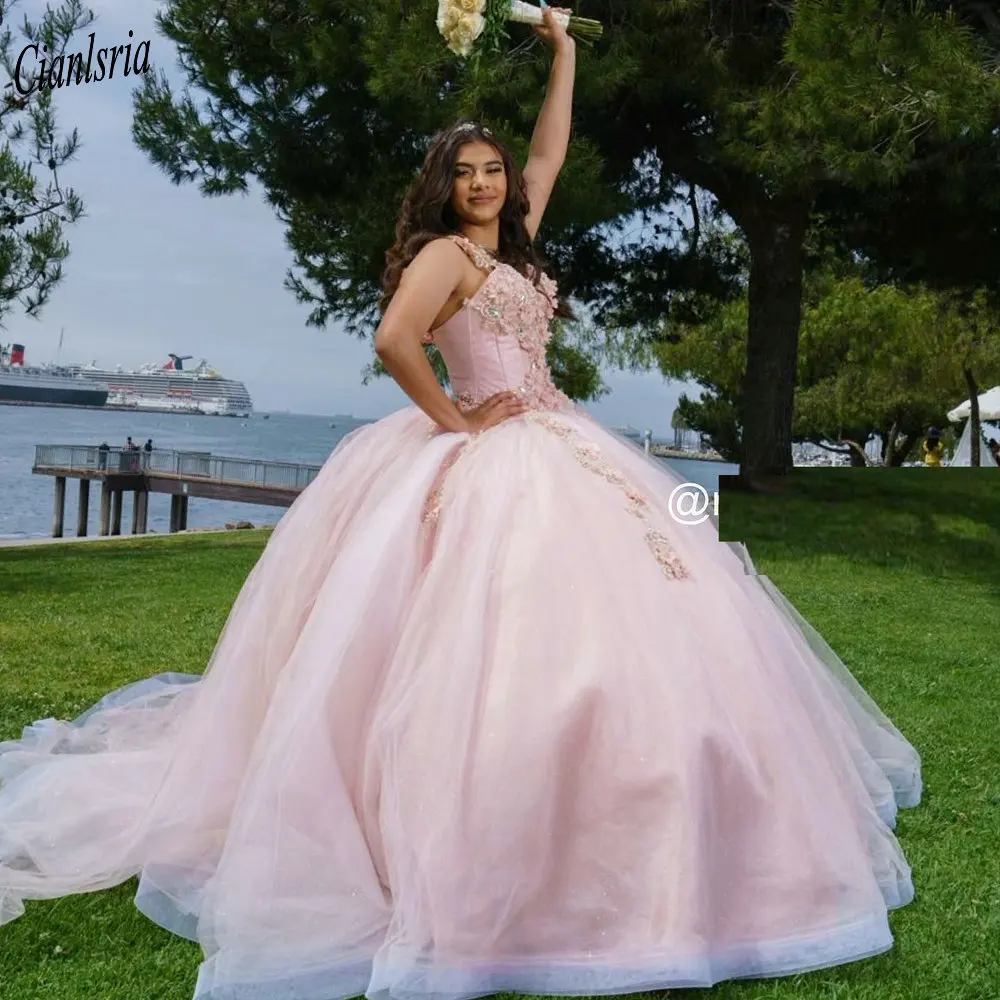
[458,0,485,13]
[445,32,472,57]
[436,0,463,35]
[447,12,484,56]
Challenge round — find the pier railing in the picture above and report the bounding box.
[33,445,323,490]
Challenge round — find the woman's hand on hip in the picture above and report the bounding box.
[463,392,529,433]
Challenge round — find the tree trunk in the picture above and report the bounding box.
[883,421,899,467]
[842,439,869,466]
[740,203,809,478]
[964,365,980,467]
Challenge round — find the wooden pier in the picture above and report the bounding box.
[32,445,322,539]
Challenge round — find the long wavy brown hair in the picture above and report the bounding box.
[379,120,573,320]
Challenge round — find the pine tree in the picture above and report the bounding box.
[131,1,1000,474]
[0,0,90,321]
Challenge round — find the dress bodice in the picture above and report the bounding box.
[423,234,574,414]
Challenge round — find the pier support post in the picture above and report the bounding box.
[134,490,149,535]
[111,490,123,536]
[77,480,90,537]
[99,482,112,536]
[52,476,66,538]
[169,494,190,533]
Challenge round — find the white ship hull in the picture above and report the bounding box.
[105,388,239,417]
[1,345,251,415]
[72,357,253,417]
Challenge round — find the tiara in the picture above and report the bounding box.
[453,121,492,137]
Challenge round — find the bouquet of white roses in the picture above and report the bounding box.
[437,0,603,59]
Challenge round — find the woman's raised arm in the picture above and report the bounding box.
[522,6,576,241]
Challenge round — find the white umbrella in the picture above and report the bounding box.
[947,385,1000,422]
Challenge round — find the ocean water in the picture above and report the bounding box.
[0,404,737,541]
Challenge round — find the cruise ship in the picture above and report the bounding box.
[0,344,253,416]
[0,343,110,407]
[68,353,254,417]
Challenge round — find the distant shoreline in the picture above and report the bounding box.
[0,399,245,417]
[649,444,728,464]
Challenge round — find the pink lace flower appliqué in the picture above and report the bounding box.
[526,413,690,581]
[460,265,573,414]
[420,426,496,531]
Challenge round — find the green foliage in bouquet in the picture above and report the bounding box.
[479,0,512,55]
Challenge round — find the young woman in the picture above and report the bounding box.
[0,9,921,1000]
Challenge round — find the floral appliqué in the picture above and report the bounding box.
[526,413,690,581]
[417,233,686,583]
[420,428,494,529]
[427,233,574,414]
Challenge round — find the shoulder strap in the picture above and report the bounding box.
[447,233,498,273]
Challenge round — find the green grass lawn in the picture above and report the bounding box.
[0,530,272,999]
[1,469,999,1000]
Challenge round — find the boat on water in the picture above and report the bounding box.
[70,353,254,417]
[0,343,110,408]
[0,344,254,417]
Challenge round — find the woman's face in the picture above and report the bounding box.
[450,141,507,225]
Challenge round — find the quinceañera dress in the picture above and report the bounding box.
[0,233,921,1000]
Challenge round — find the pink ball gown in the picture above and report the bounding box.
[0,232,920,1000]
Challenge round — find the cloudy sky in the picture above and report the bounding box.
[3,0,695,431]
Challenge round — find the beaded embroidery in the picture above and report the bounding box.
[421,445,463,528]
[526,412,689,580]
[420,426,495,531]
[415,237,688,579]
[432,233,574,413]
[421,410,689,580]
[451,234,498,273]
[421,237,500,345]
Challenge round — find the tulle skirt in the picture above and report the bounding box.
[0,405,921,1000]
